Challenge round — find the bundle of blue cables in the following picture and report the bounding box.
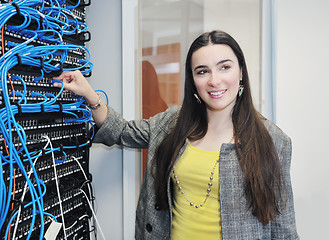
[0,1,94,239]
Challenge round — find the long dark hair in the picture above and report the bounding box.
[153,30,284,225]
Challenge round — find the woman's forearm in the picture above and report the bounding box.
[85,91,108,127]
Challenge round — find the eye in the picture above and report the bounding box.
[220,65,231,70]
[196,69,208,75]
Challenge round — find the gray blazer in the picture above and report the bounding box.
[94,106,299,240]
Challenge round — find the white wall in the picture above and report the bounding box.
[275,0,329,239]
[86,0,123,239]
[203,0,262,110]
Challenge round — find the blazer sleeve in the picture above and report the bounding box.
[92,106,179,149]
[271,135,299,239]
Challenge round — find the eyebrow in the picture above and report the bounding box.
[193,59,233,72]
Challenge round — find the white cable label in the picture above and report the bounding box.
[44,221,63,240]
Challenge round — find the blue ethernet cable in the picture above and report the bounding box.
[2,44,91,77]
[0,92,45,240]
[12,91,26,104]
[96,90,110,106]
[0,1,84,40]
[11,75,27,103]
[3,172,48,240]
[66,0,80,10]
[55,150,67,164]
[0,133,45,239]
[0,1,95,239]
[34,70,45,83]
[41,211,58,222]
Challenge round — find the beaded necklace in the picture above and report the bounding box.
[173,137,234,208]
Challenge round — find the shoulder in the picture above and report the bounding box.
[148,105,181,133]
[161,105,181,116]
[149,105,181,122]
[262,118,291,145]
[261,118,292,160]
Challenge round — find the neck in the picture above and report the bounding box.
[189,108,234,151]
[206,108,233,134]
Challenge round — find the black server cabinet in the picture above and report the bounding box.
[0,1,94,239]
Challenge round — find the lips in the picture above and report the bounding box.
[209,90,227,98]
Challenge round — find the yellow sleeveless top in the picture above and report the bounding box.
[171,141,222,240]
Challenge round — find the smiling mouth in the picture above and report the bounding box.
[209,90,227,96]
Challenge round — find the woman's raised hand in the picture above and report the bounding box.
[54,70,108,127]
[53,70,94,98]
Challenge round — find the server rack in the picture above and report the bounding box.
[0,1,94,239]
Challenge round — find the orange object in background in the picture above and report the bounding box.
[141,43,181,177]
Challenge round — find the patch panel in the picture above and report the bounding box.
[0,1,94,239]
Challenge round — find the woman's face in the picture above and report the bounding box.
[191,44,242,114]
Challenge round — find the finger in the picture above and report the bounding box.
[53,80,65,89]
[53,71,67,80]
[53,71,74,81]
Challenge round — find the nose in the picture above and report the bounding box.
[208,71,221,87]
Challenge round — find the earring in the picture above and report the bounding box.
[238,80,244,97]
[194,93,201,104]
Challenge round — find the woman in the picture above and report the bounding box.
[54,30,299,240]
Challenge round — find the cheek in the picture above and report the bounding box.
[228,75,240,88]
[232,79,240,88]
[193,79,203,91]
[231,82,240,94]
